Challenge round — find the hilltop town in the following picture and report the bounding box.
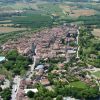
[2,24,78,59]
[0,24,100,100]
[0,0,100,100]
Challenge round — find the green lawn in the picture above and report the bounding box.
[69,81,88,89]
[93,71,100,78]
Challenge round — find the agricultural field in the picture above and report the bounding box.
[38,3,63,16]
[92,29,100,37]
[2,2,38,10]
[70,9,96,18]
[0,1,99,45]
[0,20,11,23]
[59,5,71,13]
[0,27,26,33]
[11,14,53,28]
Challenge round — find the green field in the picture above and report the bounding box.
[93,71,100,78]
[38,3,62,14]
[69,81,88,89]
[11,14,53,28]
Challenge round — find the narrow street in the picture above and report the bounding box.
[11,76,21,100]
[11,52,36,100]
[76,29,79,59]
[26,55,36,80]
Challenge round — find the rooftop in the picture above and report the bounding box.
[24,89,38,94]
[0,56,5,62]
[35,65,44,70]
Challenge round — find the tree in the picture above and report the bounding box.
[45,96,52,100]
[3,50,32,75]
[35,97,44,100]
[0,87,2,92]
[27,91,34,98]
[13,68,20,75]
[56,95,63,100]
[6,50,18,61]
[1,88,11,100]
[4,61,14,70]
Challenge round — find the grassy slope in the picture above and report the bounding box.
[69,81,88,89]
[93,71,100,78]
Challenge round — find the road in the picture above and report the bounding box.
[11,54,36,100]
[31,55,36,72]
[26,55,36,80]
[11,54,37,99]
[26,46,37,80]
[11,76,21,100]
[76,29,80,59]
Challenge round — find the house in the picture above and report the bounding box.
[24,88,38,94]
[0,96,3,100]
[0,75,5,84]
[16,89,25,100]
[35,69,44,76]
[58,63,64,69]
[19,80,26,89]
[0,56,6,63]
[35,65,44,70]
[40,78,50,86]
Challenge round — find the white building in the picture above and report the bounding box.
[0,56,6,62]
[24,89,38,94]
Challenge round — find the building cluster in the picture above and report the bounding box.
[1,25,100,100]
[2,25,78,61]
[16,79,32,100]
[16,64,50,100]
[33,64,50,86]
[0,74,10,90]
[0,25,79,100]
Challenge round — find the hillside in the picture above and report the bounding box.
[0,0,32,4]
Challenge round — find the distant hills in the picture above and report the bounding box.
[46,0,100,2]
[0,0,100,4]
[0,0,20,2]
[0,0,32,3]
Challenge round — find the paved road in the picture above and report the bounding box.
[76,29,79,59]
[26,55,36,80]
[11,49,37,99]
[11,76,21,100]
[31,56,36,72]
[11,55,36,100]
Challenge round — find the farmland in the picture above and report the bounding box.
[92,29,100,37]
[70,9,96,18]
[11,14,53,29]
[59,4,96,18]
[0,1,100,44]
[0,27,26,33]
[2,2,38,10]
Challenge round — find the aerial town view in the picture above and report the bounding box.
[0,0,100,100]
